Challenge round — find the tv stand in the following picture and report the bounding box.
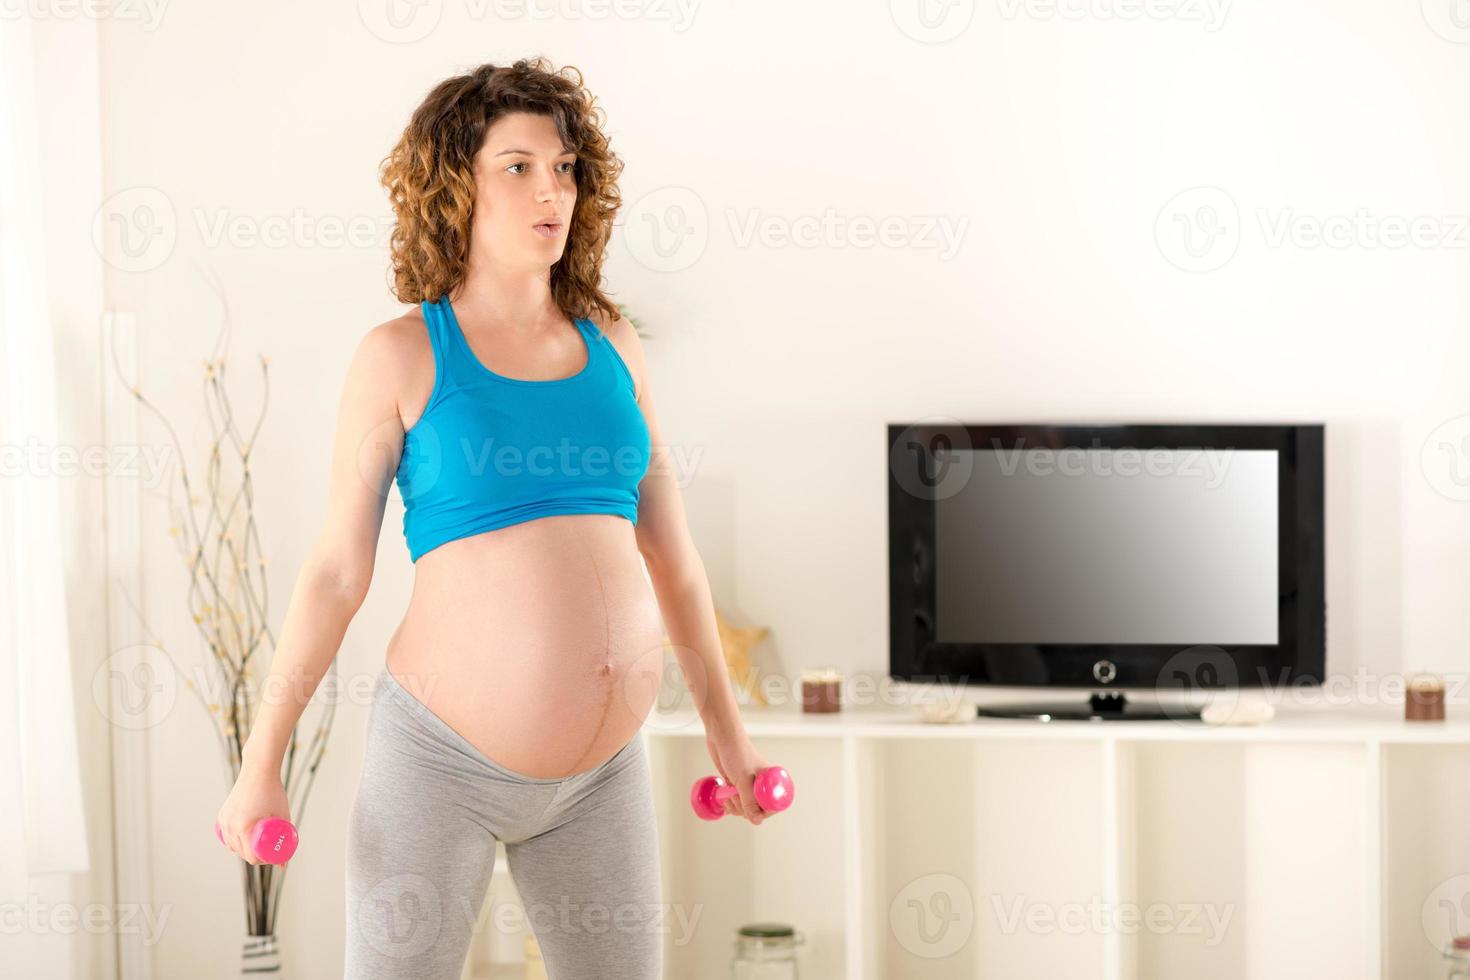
[973,690,1204,721]
[635,692,1454,979]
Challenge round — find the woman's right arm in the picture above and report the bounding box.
[216,316,412,864]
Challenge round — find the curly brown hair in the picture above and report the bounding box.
[379,57,624,323]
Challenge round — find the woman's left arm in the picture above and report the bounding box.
[598,311,771,826]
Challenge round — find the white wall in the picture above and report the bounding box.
[78,0,1470,976]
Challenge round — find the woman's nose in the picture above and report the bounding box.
[535,170,563,201]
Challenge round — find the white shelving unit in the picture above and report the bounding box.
[637,699,1470,980]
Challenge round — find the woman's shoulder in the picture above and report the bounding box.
[348,305,432,388]
[361,304,429,352]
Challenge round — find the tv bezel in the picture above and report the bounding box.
[887,423,1325,691]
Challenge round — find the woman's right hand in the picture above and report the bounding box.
[216,763,291,866]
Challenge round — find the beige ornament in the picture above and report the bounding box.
[715,608,769,708]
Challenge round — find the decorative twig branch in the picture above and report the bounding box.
[108,262,338,937]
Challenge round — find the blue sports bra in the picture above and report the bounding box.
[394,295,651,562]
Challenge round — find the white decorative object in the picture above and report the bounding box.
[1200,696,1276,726]
[912,699,973,724]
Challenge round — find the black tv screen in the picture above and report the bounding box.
[888,424,1325,691]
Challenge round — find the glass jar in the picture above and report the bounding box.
[729,922,805,980]
[1446,935,1470,978]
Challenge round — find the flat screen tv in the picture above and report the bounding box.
[887,423,1325,721]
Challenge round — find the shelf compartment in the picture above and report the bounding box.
[1124,741,1370,980]
[647,733,847,978]
[851,736,1109,979]
[1382,742,1470,980]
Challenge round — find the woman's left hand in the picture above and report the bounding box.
[704,726,772,826]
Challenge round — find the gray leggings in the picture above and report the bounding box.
[345,668,663,980]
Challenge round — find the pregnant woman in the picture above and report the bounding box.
[215,58,771,980]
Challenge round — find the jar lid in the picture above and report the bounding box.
[738,923,795,940]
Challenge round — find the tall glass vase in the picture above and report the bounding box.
[241,933,280,976]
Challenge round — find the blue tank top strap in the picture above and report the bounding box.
[580,314,638,397]
[570,316,607,375]
[419,295,475,393]
[572,313,603,342]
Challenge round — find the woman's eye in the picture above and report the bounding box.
[506,162,576,175]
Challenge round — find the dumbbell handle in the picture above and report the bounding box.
[214,817,299,864]
[708,784,743,806]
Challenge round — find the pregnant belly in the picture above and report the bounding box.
[385,515,668,779]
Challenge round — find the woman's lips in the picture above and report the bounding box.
[533,221,563,238]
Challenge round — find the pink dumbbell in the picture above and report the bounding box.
[690,766,795,821]
[214,817,299,864]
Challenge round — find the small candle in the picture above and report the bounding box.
[800,666,842,713]
[1406,671,1445,722]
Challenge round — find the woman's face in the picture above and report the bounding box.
[470,111,578,273]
